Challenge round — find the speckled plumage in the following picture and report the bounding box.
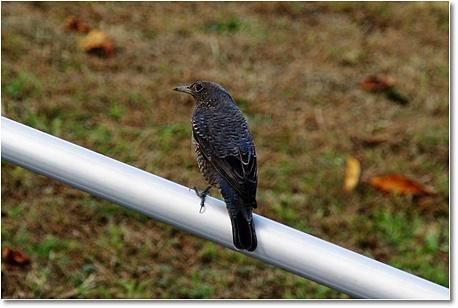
[192,134,220,187]
[175,80,258,251]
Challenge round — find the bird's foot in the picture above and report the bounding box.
[193,185,212,214]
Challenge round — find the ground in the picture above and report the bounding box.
[1,2,449,299]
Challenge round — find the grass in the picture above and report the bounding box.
[1,1,449,299]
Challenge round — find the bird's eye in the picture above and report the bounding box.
[194,84,203,92]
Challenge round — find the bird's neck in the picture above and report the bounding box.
[197,93,233,108]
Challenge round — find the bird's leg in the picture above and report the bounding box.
[193,185,212,214]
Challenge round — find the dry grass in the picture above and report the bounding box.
[1,2,449,299]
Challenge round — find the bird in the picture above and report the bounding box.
[174,80,258,252]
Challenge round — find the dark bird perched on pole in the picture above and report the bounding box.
[174,81,258,252]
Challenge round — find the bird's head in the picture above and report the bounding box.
[174,80,231,105]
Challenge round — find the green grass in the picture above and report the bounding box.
[1,1,448,299]
[204,17,244,34]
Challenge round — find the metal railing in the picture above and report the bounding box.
[0,116,449,299]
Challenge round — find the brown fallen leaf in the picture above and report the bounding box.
[79,29,114,57]
[343,156,361,192]
[65,16,90,33]
[2,246,30,266]
[368,174,434,196]
[360,74,410,105]
[360,74,395,92]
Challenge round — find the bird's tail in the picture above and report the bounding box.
[229,207,257,252]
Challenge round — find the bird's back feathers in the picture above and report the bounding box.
[192,102,257,206]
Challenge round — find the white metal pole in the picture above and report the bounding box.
[0,116,449,299]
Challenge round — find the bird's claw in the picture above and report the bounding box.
[193,186,211,214]
[199,201,206,214]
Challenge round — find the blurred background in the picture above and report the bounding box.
[1,2,448,299]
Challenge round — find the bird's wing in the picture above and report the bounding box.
[192,126,257,207]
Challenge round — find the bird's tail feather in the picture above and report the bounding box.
[229,210,257,252]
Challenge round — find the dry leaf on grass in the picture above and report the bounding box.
[65,16,90,33]
[360,74,410,105]
[368,174,434,196]
[2,246,30,266]
[360,74,395,92]
[343,156,361,192]
[79,29,114,57]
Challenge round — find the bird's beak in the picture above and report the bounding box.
[174,85,192,95]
